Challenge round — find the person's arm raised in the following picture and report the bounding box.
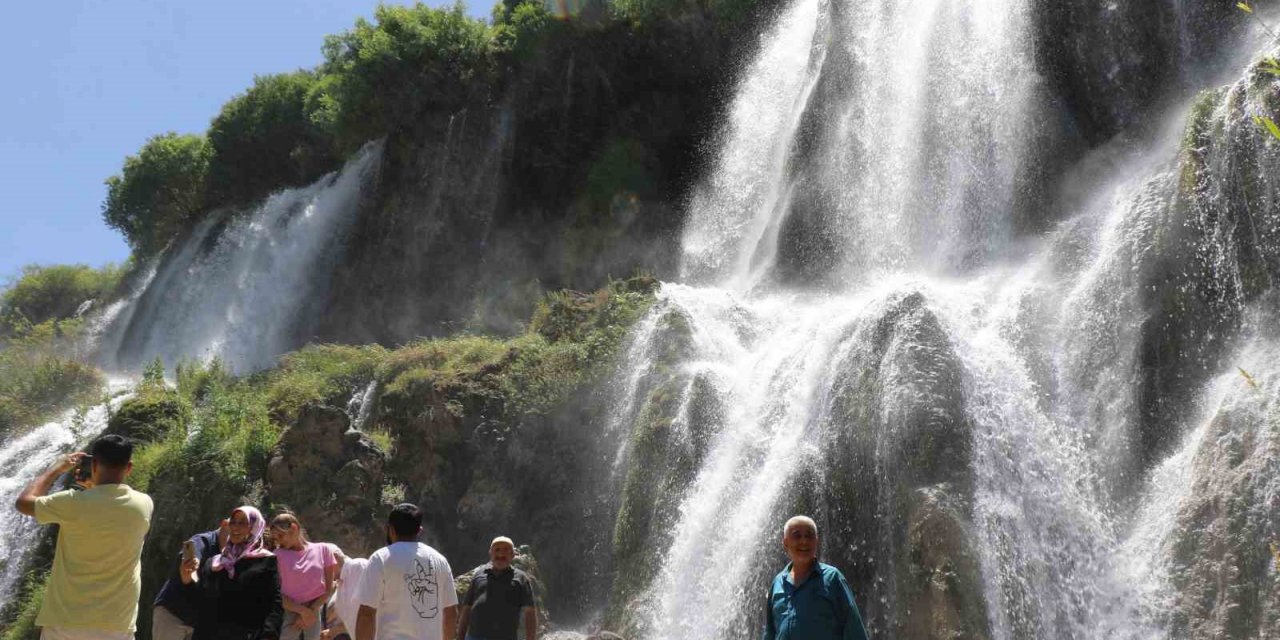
[179,556,200,585]
[14,452,83,516]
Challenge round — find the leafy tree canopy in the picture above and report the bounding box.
[102,132,211,256]
[207,70,338,206]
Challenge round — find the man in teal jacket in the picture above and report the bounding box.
[763,516,870,640]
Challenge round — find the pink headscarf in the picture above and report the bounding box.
[210,506,273,578]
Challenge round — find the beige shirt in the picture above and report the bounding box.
[35,484,153,633]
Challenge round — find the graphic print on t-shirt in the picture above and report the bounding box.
[405,557,439,619]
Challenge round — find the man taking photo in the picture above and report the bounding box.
[13,434,154,640]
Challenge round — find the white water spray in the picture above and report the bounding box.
[98,142,382,374]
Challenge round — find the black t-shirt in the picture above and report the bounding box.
[464,564,535,640]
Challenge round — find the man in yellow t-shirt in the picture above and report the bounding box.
[13,434,153,640]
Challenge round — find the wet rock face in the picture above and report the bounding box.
[770,0,855,288]
[1136,64,1280,471]
[818,291,987,638]
[313,9,774,344]
[900,486,989,640]
[608,307,707,628]
[1031,0,1234,145]
[266,404,387,555]
[1166,380,1280,639]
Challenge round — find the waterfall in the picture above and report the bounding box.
[97,141,383,374]
[612,0,1278,637]
[681,0,1041,288]
[346,380,379,432]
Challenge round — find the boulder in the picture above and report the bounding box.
[1165,370,1280,638]
[266,403,387,556]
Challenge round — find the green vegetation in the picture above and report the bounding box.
[99,0,772,260]
[314,3,498,146]
[381,277,656,417]
[0,320,102,436]
[266,343,387,424]
[1,263,125,335]
[102,132,212,256]
[0,263,125,434]
[0,573,46,640]
[206,71,339,207]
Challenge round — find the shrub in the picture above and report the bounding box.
[316,3,497,144]
[206,71,339,207]
[265,344,387,424]
[0,263,125,335]
[0,320,102,435]
[102,132,212,256]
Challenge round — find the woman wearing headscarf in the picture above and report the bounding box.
[180,506,283,640]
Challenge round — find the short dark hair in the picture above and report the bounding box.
[387,503,422,538]
[89,434,134,468]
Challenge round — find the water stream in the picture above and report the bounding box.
[97,141,382,375]
[609,0,1277,637]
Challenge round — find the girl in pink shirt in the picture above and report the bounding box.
[269,513,339,639]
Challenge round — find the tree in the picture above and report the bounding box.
[316,3,496,143]
[102,132,211,256]
[206,71,338,207]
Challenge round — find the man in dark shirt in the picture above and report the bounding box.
[152,521,226,640]
[457,537,537,640]
[763,516,869,640]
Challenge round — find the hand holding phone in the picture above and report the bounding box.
[74,455,93,483]
[182,540,197,563]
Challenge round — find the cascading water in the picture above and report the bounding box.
[608,0,1278,637]
[682,0,1041,288]
[98,141,382,375]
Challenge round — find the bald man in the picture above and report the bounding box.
[457,537,536,640]
[763,516,869,640]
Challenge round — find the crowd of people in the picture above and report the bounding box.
[14,434,869,640]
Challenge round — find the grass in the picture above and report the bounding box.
[0,319,103,436]
[0,572,47,640]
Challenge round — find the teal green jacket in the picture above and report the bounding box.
[763,562,870,640]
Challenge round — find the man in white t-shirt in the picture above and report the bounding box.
[355,503,458,640]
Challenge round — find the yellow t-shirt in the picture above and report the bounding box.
[34,484,153,633]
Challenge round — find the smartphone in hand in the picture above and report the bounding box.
[74,455,93,483]
[182,540,197,563]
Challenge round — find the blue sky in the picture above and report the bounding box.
[0,0,488,283]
